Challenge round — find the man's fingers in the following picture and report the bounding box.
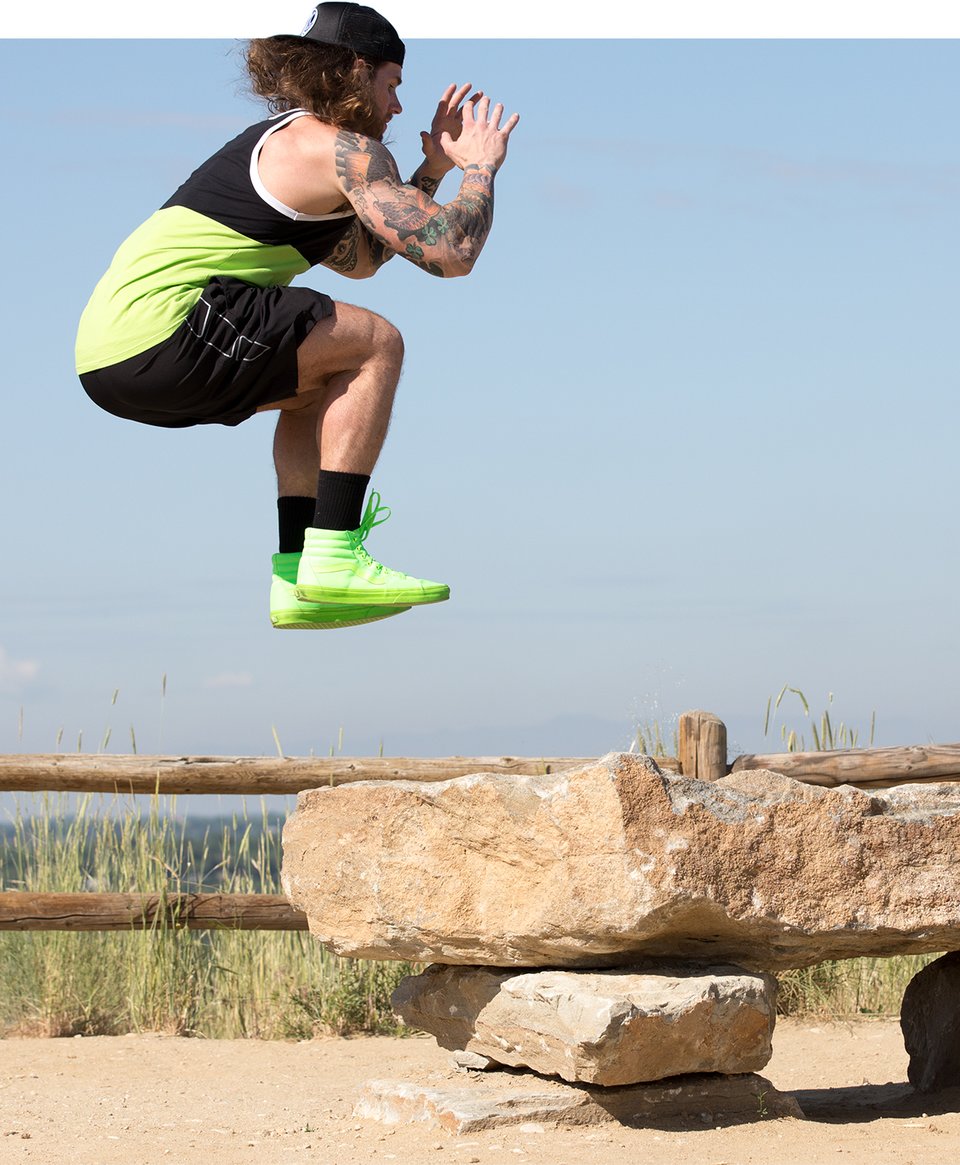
[455,90,518,138]
[448,82,474,112]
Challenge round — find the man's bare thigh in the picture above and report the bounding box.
[256,300,401,414]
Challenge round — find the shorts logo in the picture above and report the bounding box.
[301,7,319,35]
[187,297,271,363]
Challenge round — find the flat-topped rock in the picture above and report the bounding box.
[392,963,777,1086]
[281,752,960,971]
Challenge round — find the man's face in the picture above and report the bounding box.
[372,60,403,137]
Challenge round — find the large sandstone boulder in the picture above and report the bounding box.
[391,963,777,1085]
[281,752,960,971]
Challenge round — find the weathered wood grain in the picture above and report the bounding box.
[677,711,727,782]
[0,754,605,795]
[732,743,960,788]
[0,891,308,931]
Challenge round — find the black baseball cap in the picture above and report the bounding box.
[300,3,405,66]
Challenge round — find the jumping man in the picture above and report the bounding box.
[74,2,519,630]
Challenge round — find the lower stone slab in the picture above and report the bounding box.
[354,1071,803,1134]
[392,962,777,1085]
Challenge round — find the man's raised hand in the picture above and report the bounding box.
[440,94,519,173]
[419,83,482,174]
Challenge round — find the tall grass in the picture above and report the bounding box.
[763,684,876,753]
[776,955,935,1018]
[0,794,413,1038]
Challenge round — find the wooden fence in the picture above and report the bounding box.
[2,709,958,933]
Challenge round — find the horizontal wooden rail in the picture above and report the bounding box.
[2,745,960,794]
[3,740,958,800]
[732,743,960,789]
[0,891,308,932]
[0,754,620,796]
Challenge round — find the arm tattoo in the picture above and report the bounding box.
[335,130,401,187]
[324,219,362,273]
[413,172,441,198]
[324,216,396,275]
[446,164,496,266]
[334,130,497,277]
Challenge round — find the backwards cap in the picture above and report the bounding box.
[300,3,405,66]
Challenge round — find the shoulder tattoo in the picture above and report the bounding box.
[335,130,401,189]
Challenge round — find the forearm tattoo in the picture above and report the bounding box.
[413,172,441,198]
[335,131,497,277]
[451,164,496,265]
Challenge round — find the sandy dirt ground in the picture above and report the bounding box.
[1,1019,959,1165]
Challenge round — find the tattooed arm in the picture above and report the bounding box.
[408,165,444,200]
[335,137,493,277]
[321,216,397,280]
[332,96,516,279]
[320,89,516,279]
[318,162,447,279]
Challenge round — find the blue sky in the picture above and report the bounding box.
[0,34,957,775]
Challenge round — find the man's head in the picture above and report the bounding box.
[245,3,404,138]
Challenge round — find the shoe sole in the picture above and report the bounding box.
[271,606,410,630]
[294,584,449,606]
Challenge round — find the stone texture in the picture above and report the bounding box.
[451,1049,493,1071]
[281,752,960,972]
[392,963,777,1086]
[354,1072,803,1133]
[901,951,960,1092]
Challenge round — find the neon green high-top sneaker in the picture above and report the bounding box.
[295,492,450,607]
[270,553,410,630]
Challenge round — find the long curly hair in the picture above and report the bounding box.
[245,36,382,137]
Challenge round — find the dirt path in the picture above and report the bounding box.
[1,1019,958,1164]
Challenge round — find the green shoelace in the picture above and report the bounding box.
[350,491,395,574]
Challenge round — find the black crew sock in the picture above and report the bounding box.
[313,470,371,531]
[277,496,316,554]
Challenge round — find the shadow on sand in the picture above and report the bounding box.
[793,1081,960,1122]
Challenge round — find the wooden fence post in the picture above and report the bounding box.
[678,711,728,782]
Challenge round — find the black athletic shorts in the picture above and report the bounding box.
[79,277,334,428]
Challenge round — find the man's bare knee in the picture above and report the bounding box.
[297,302,403,390]
[370,314,404,364]
[342,306,404,367]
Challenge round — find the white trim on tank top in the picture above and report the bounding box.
[250,109,355,222]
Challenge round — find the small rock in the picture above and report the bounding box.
[451,1051,493,1072]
